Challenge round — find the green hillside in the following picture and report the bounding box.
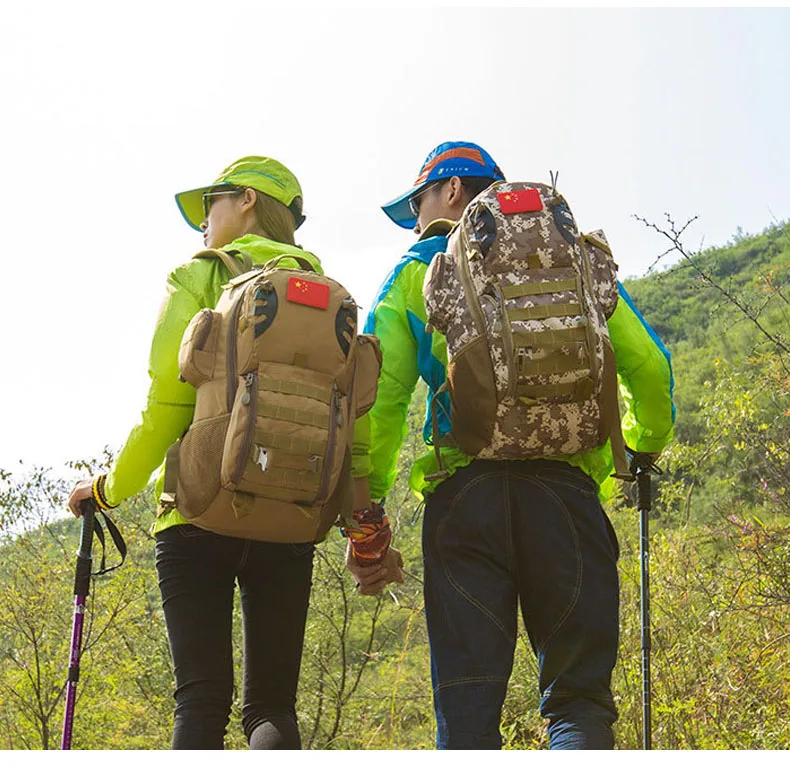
[624,220,788,526]
[1,221,788,749]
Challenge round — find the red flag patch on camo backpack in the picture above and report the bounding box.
[423,180,631,479]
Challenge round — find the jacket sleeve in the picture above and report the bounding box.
[103,264,204,505]
[352,269,421,501]
[608,283,675,454]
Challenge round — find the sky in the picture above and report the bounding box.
[1,4,789,484]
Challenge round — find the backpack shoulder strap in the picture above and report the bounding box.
[192,248,253,278]
[418,218,456,241]
[601,339,633,481]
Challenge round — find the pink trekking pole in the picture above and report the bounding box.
[61,499,126,749]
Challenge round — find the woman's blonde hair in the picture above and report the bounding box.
[251,190,301,245]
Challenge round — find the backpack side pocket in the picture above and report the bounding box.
[446,334,497,455]
[174,413,231,519]
[179,308,221,388]
[424,250,455,335]
[582,229,619,320]
[353,334,382,417]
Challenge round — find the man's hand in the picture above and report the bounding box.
[345,541,404,596]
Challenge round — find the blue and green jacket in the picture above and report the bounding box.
[351,228,675,504]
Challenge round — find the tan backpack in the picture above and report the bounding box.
[423,181,631,479]
[159,249,382,542]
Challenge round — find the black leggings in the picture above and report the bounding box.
[155,524,314,749]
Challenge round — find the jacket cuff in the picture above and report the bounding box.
[92,475,119,511]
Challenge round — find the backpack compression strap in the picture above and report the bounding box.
[192,248,253,277]
[159,440,180,514]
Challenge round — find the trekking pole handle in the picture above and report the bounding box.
[626,448,662,477]
[74,500,96,598]
[637,469,651,511]
[626,450,663,510]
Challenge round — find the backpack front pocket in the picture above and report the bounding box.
[220,363,345,506]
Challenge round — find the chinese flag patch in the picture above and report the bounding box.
[286,277,330,309]
[497,188,543,215]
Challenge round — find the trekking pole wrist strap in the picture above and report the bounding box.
[625,448,663,477]
[91,475,119,511]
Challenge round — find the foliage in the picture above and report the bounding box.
[613,508,790,749]
[1,221,789,749]
[625,219,789,525]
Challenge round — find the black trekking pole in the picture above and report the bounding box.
[627,449,662,751]
[61,498,126,750]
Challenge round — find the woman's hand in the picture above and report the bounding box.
[345,540,404,596]
[68,479,94,518]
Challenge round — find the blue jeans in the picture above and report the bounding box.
[422,459,620,749]
[155,524,314,749]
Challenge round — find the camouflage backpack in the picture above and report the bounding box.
[423,180,631,479]
[160,249,382,542]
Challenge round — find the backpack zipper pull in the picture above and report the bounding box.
[241,372,255,405]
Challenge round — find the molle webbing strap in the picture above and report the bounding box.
[582,232,612,255]
[255,430,328,456]
[258,402,330,430]
[501,278,578,298]
[516,377,594,402]
[253,445,324,474]
[258,377,333,404]
[507,302,581,321]
[252,467,320,493]
[263,452,322,474]
[252,484,318,505]
[518,352,589,377]
[512,326,588,347]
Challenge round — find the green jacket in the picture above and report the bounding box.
[352,232,675,505]
[103,234,323,534]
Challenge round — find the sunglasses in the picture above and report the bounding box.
[408,180,444,218]
[202,188,245,218]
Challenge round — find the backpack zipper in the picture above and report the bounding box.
[315,385,341,503]
[225,288,247,413]
[231,370,258,487]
